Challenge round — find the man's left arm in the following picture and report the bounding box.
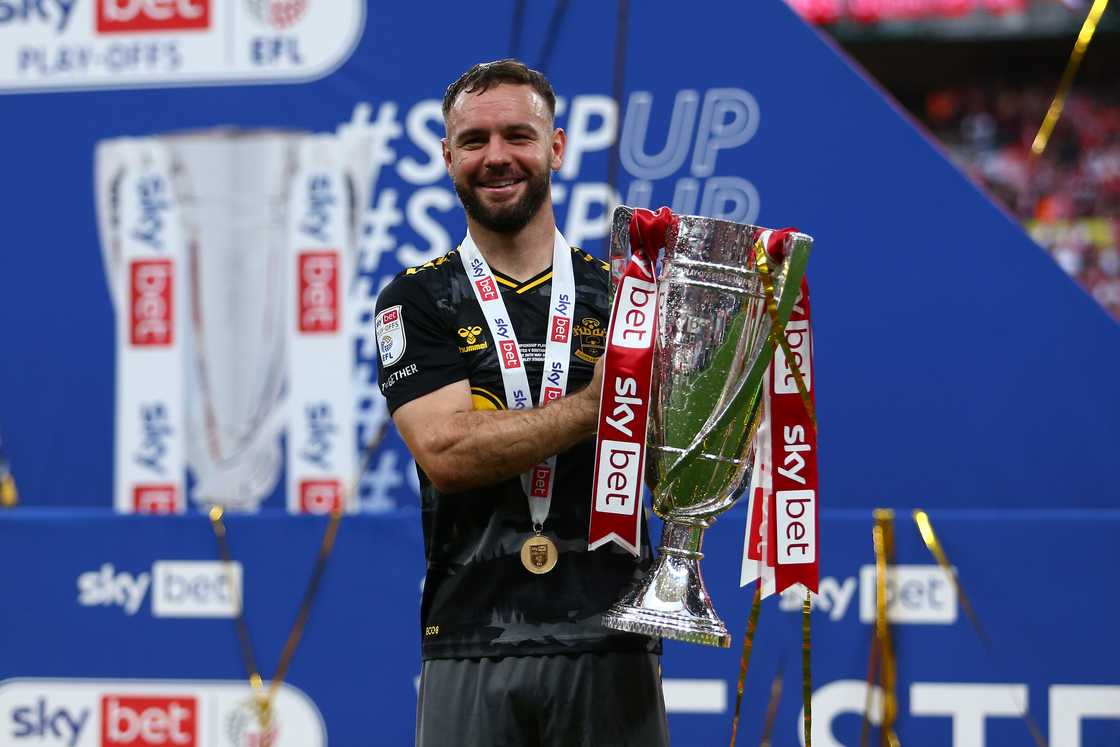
[392,356,604,494]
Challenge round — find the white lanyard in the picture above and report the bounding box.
[459,229,576,529]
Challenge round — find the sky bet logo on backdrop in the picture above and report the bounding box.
[0,0,362,92]
[0,0,77,32]
[2,679,326,747]
[77,561,242,618]
[96,0,210,34]
[776,565,958,624]
[101,694,198,746]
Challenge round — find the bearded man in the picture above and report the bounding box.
[374,59,669,746]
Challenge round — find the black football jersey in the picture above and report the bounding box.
[375,246,657,660]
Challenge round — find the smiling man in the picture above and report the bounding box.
[373,60,668,746]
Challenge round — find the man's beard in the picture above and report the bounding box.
[454,167,551,235]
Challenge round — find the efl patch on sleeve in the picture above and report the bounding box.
[375,305,407,367]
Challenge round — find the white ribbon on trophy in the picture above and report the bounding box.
[96,139,187,513]
[286,135,356,514]
[740,380,777,597]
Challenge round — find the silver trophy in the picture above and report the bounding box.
[602,206,812,647]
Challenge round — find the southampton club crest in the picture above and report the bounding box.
[573,317,606,363]
[376,306,406,367]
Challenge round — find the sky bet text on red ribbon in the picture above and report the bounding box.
[590,271,658,553]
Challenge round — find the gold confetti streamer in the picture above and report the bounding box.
[754,236,816,430]
[802,592,814,747]
[866,509,900,747]
[912,510,1047,747]
[207,424,389,741]
[728,584,763,747]
[1031,0,1111,157]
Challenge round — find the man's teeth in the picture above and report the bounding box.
[486,179,518,187]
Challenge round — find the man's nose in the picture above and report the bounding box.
[482,137,512,169]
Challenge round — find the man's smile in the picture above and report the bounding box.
[478,177,525,197]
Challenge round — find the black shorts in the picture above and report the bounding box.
[416,651,670,747]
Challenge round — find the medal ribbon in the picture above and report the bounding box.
[459,229,575,527]
[588,206,675,556]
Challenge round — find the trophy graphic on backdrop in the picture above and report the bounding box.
[592,206,812,647]
[96,129,364,513]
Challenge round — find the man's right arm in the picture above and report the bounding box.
[392,357,603,494]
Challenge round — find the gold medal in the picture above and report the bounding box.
[520,534,558,574]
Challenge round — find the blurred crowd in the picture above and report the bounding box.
[921,82,1120,318]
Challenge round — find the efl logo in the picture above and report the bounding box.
[594,439,641,515]
[542,386,563,402]
[550,316,571,343]
[97,0,211,33]
[101,695,197,746]
[610,277,656,349]
[246,0,309,30]
[300,479,342,513]
[298,251,339,333]
[475,277,499,302]
[498,340,520,369]
[132,484,179,513]
[529,465,551,497]
[130,260,173,347]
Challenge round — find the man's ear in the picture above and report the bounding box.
[550,128,566,172]
[442,137,453,174]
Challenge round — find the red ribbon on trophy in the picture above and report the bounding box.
[740,229,819,596]
[767,264,819,594]
[588,207,676,556]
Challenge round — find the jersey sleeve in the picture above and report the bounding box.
[374,274,468,414]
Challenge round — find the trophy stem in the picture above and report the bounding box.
[601,518,731,648]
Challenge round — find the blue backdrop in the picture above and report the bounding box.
[0,0,1116,511]
[0,3,1117,743]
[1,509,1117,746]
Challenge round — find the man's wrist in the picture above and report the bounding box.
[572,385,600,437]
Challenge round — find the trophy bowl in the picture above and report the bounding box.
[601,206,812,647]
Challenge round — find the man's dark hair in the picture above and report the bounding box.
[442,59,556,122]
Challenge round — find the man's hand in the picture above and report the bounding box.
[583,352,605,411]
[392,360,606,494]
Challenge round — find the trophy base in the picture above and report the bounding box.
[601,519,731,648]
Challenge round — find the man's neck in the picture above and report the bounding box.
[467,207,557,282]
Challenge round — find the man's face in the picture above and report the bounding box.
[443,83,565,234]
